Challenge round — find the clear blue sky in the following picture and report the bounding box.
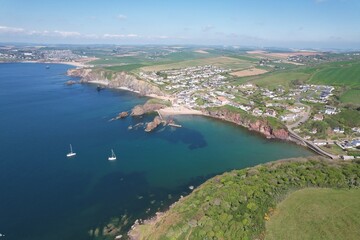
[0,0,359,48]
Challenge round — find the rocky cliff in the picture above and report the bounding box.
[67,68,164,96]
[131,102,167,116]
[145,116,163,132]
[203,108,289,140]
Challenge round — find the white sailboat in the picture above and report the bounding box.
[108,149,116,161]
[66,144,76,157]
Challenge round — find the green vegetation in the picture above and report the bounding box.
[309,61,360,87]
[340,89,360,105]
[333,109,360,128]
[208,105,285,130]
[105,64,146,72]
[209,105,258,123]
[265,188,360,240]
[140,56,254,72]
[242,60,360,89]
[132,158,360,240]
[244,71,310,89]
[266,116,286,130]
[146,98,172,107]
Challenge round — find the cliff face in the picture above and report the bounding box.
[131,102,166,116]
[67,68,164,96]
[203,109,289,140]
[145,116,162,132]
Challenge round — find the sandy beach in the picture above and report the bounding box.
[159,106,203,116]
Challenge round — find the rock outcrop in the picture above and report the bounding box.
[131,102,167,116]
[145,116,162,132]
[67,68,164,96]
[118,111,129,119]
[203,108,289,140]
[65,80,77,85]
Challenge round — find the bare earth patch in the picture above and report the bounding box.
[230,68,268,77]
[193,50,209,54]
[247,51,322,59]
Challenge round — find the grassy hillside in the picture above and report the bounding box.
[309,61,360,87]
[340,89,360,104]
[243,60,360,89]
[265,188,360,240]
[130,158,360,240]
[140,56,254,72]
[248,71,311,89]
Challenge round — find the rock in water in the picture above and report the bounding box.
[131,102,167,116]
[145,116,162,132]
[118,111,128,119]
[65,80,77,85]
[131,105,145,116]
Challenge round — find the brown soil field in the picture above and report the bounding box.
[230,68,268,77]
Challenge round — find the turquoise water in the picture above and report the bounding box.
[0,63,312,239]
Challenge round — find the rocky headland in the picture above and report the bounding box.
[203,108,289,140]
[130,102,167,117]
[67,68,164,96]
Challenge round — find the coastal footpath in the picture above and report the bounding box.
[128,157,360,239]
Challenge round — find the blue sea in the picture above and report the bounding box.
[0,63,312,239]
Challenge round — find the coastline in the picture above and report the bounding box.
[159,106,204,116]
[0,58,97,68]
[69,69,332,158]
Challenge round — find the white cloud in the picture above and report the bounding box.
[0,25,25,33]
[53,30,81,37]
[116,14,127,20]
[0,24,186,43]
[103,33,138,39]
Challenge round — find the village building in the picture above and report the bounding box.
[313,114,324,121]
[313,140,328,146]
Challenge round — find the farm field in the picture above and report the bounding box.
[243,60,360,89]
[245,71,311,89]
[230,68,268,77]
[140,56,254,72]
[309,61,360,87]
[90,51,217,67]
[265,188,360,240]
[340,89,360,104]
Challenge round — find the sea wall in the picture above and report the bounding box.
[67,68,164,96]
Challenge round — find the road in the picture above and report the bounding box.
[287,101,311,129]
[286,101,338,159]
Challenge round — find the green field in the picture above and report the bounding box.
[90,51,218,68]
[266,188,360,240]
[309,61,360,87]
[243,60,360,89]
[333,109,360,128]
[140,56,254,72]
[249,71,310,89]
[104,64,146,72]
[130,158,360,240]
[340,89,360,104]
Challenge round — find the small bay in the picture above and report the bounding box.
[0,63,312,239]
